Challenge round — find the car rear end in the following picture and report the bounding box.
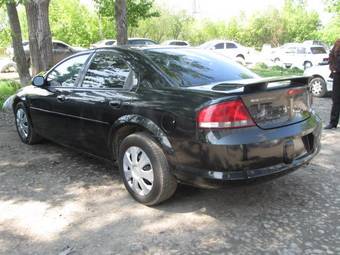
[174,77,321,187]
[142,48,321,187]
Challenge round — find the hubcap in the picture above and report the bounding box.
[311,80,323,96]
[123,146,154,196]
[16,108,29,139]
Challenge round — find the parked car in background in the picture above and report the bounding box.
[91,38,158,48]
[6,40,86,67]
[126,38,158,46]
[272,43,329,70]
[91,39,116,48]
[161,40,190,46]
[199,40,249,65]
[5,41,30,57]
[304,64,333,97]
[11,47,321,205]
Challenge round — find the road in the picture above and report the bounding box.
[0,97,339,255]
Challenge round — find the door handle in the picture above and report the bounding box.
[109,100,122,108]
[57,95,66,102]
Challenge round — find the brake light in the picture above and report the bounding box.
[197,99,255,129]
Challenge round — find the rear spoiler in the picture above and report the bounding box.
[212,76,311,93]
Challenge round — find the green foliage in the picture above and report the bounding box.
[251,64,303,77]
[94,0,159,28]
[49,0,101,47]
[0,0,338,49]
[0,7,11,48]
[131,8,193,42]
[0,79,20,106]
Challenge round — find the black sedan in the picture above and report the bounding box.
[11,47,322,205]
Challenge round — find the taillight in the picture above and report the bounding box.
[197,99,255,129]
[287,88,305,96]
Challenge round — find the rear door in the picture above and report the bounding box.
[72,50,139,157]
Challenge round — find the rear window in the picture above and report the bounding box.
[144,49,257,87]
[311,47,327,54]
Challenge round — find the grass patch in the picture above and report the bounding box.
[0,80,21,107]
[251,63,303,77]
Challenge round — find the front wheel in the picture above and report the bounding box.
[118,132,177,205]
[14,102,42,144]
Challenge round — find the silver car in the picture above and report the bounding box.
[304,64,333,97]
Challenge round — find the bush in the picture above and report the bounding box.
[251,65,303,77]
[0,80,20,108]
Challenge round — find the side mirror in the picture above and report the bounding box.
[32,76,45,87]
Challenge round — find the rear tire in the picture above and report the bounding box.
[309,77,327,97]
[14,102,42,144]
[118,132,177,205]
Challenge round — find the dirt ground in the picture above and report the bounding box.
[0,97,339,255]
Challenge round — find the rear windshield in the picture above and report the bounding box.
[311,47,327,54]
[144,49,257,87]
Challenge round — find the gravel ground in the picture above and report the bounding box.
[0,97,339,255]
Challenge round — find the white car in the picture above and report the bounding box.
[272,43,329,70]
[199,40,249,65]
[91,38,158,48]
[161,40,190,46]
[304,64,333,97]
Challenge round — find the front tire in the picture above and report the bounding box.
[14,102,42,144]
[309,77,327,97]
[118,132,177,205]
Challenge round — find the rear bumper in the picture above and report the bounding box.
[171,113,322,188]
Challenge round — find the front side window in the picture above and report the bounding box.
[47,54,90,87]
[82,51,136,89]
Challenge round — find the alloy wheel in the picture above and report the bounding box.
[16,108,29,139]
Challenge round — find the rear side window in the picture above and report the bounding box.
[47,53,90,87]
[82,51,136,89]
[311,47,327,54]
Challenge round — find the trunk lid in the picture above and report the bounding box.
[189,76,312,129]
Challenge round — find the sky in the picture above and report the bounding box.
[155,0,332,24]
[81,0,333,24]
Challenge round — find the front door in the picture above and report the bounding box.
[29,53,92,146]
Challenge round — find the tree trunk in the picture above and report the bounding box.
[115,0,128,45]
[25,0,53,75]
[6,2,31,86]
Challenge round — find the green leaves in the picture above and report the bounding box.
[94,0,159,28]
